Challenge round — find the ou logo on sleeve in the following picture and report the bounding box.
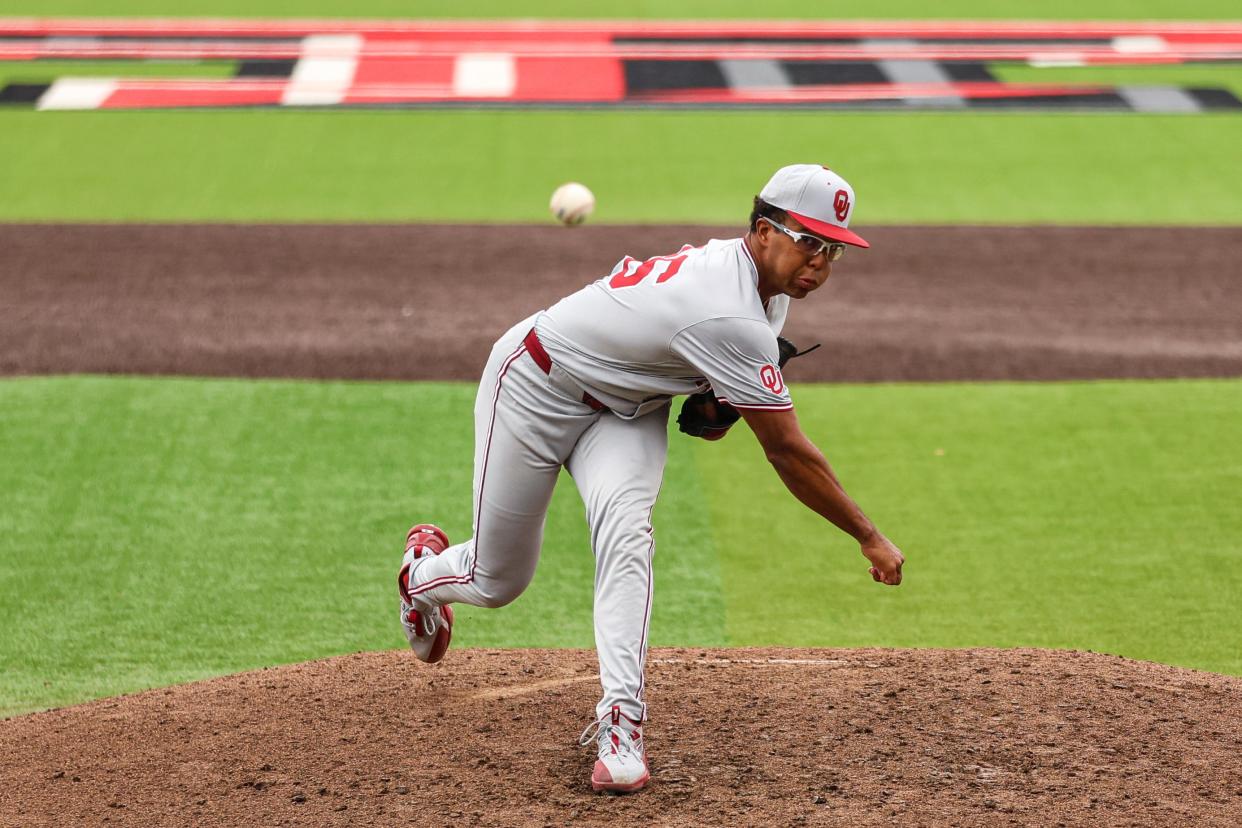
[759,363,785,395]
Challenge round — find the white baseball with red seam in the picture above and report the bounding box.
[550,182,595,226]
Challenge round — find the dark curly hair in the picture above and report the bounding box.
[748,196,787,232]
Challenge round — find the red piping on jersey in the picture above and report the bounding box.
[409,339,528,599]
[635,490,659,723]
[718,396,794,411]
[523,328,607,411]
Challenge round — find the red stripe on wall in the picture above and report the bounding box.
[101,80,285,108]
[512,56,625,102]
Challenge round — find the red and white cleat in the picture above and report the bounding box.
[397,524,453,664]
[579,706,650,793]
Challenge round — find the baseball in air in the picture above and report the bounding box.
[550,182,595,226]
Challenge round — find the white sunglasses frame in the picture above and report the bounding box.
[759,216,847,262]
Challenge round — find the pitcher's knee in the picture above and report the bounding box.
[592,505,655,555]
[474,577,528,608]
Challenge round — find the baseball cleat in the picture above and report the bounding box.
[579,706,650,793]
[397,523,453,664]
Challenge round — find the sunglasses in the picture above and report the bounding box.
[760,216,847,262]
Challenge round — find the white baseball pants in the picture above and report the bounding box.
[407,315,669,722]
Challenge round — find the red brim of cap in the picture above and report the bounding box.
[787,210,870,248]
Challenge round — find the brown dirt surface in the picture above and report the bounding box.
[2,224,1240,382]
[2,648,1240,827]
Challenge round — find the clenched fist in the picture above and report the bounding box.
[861,534,905,586]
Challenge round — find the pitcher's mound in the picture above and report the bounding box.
[3,648,1240,826]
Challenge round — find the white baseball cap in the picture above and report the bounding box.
[759,164,869,248]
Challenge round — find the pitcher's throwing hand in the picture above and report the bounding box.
[863,533,906,585]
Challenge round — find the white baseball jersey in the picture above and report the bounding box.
[534,237,794,418]
[405,234,796,732]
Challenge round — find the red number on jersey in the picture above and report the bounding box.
[608,247,693,289]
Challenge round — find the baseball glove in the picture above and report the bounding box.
[677,336,819,440]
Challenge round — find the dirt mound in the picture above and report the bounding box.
[2,648,1239,826]
[3,224,1241,382]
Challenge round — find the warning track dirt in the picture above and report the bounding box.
[3,223,1240,382]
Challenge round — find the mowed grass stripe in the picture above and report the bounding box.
[0,376,725,716]
[698,380,1242,675]
[992,63,1242,100]
[2,110,1241,224]
[2,377,1239,716]
[0,60,237,88]
[0,377,475,715]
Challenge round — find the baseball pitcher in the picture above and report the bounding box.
[396,164,905,793]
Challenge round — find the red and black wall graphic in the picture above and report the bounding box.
[2,19,1240,111]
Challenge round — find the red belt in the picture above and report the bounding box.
[523,329,606,412]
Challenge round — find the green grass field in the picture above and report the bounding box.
[2,376,1239,716]
[0,60,236,88]
[3,110,1241,224]
[993,63,1242,99]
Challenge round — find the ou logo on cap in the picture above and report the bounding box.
[833,189,851,222]
[760,364,785,394]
